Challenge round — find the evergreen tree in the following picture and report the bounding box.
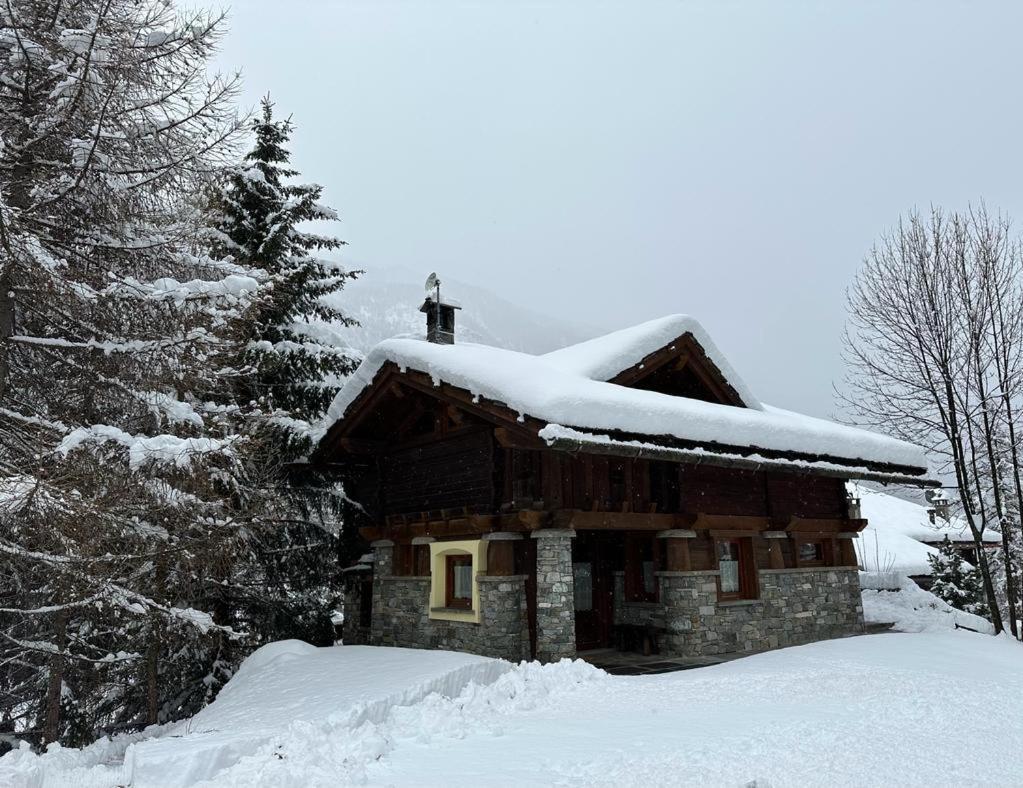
[206,99,361,658]
[928,538,986,617]
[213,96,360,441]
[0,0,266,745]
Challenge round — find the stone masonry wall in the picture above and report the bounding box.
[661,567,864,657]
[533,531,576,662]
[364,540,863,663]
[371,574,531,661]
[340,567,372,645]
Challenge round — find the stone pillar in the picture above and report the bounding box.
[478,533,529,660]
[532,529,576,662]
[369,539,394,645]
[340,563,372,645]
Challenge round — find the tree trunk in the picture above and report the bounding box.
[0,268,13,402]
[144,626,160,726]
[41,610,68,747]
[145,556,169,726]
[947,401,1004,633]
[973,369,1019,638]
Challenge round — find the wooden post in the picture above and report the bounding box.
[483,532,523,576]
[836,533,860,568]
[487,540,515,575]
[657,529,697,571]
[763,530,787,569]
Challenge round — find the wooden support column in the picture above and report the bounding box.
[411,536,434,576]
[483,532,523,576]
[763,530,787,570]
[657,528,698,571]
[836,532,860,568]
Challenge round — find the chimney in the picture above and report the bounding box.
[925,488,951,523]
[420,273,461,344]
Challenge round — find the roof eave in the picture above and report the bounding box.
[543,432,938,488]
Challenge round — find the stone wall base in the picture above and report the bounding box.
[371,575,530,661]
[661,567,864,657]
[357,541,863,663]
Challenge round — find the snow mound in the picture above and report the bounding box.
[861,574,994,634]
[0,644,511,788]
[196,658,606,787]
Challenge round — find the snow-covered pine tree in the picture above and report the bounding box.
[928,539,986,617]
[206,99,361,654]
[0,0,266,746]
[213,97,360,439]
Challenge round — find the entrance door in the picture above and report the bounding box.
[572,533,615,650]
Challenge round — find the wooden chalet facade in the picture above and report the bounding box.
[317,303,932,662]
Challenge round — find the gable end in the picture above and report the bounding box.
[609,332,747,407]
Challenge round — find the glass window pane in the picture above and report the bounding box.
[718,541,740,594]
[453,561,472,599]
[799,542,823,563]
[642,560,656,595]
[720,558,740,593]
[573,562,593,611]
[717,541,739,562]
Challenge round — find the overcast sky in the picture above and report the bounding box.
[205,1,1023,419]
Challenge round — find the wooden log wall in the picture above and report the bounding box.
[498,448,849,521]
[381,428,495,514]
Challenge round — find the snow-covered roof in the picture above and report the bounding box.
[320,314,930,478]
[852,483,998,576]
[540,315,761,408]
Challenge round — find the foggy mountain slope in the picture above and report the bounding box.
[330,268,591,355]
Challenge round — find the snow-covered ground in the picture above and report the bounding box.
[862,573,994,634]
[4,594,1019,788]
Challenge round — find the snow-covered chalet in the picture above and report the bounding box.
[315,297,933,662]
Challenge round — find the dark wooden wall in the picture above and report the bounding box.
[496,448,847,520]
[379,428,495,515]
[343,435,847,523]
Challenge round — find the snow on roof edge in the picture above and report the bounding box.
[316,333,929,474]
[541,425,934,485]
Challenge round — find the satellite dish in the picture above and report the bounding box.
[425,272,439,294]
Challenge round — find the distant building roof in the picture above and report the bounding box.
[852,482,999,576]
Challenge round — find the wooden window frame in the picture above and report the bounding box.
[792,536,833,568]
[795,540,826,567]
[715,536,758,601]
[445,554,473,609]
[624,532,660,603]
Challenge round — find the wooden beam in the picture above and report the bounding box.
[694,514,772,532]
[493,426,547,450]
[566,510,677,531]
[786,517,850,534]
